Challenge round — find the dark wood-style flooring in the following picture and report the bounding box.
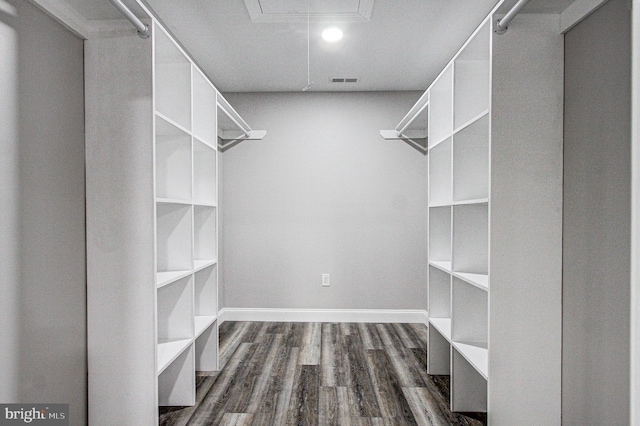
[160,322,486,426]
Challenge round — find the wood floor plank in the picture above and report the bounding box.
[402,387,450,426]
[286,365,320,426]
[298,322,322,365]
[218,322,251,369]
[345,335,382,418]
[219,413,254,426]
[376,323,405,348]
[366,350,417,425]
[187,343,259,426]
[159,373,218,426]
[358,323,384,350]
[393,323,425,349]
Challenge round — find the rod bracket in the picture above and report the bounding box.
[138,25,150,39]
[494,19,508,35]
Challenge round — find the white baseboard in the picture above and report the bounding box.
[218,308,428,325]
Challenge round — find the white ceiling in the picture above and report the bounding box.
[62,0,575,92]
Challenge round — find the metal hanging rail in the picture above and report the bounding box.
[494,0,532,35]
[107,0,150,38]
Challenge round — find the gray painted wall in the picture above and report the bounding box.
[563,0,631,423]
[221,91,426,310]
[0,1,86,424]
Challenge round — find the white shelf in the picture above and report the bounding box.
[453,109,490,135]
[157,270,192,289]
[194,259,217,272]
[453,21,490,130]
[193,139,217,206]
[194,315,217,338]
[429,138,452,206]
[429,260,452,273]
[157,276,193,342]
[158,344,195,406]
[452,198,488,206]
[429,265,451,318]
[452,204,488,275]
[428,64,454,147]
[453,114,489,203]
[429,317,452,342]
[156,198,192,206]
[453,342,488,380]
[154,27,191,131]
[451,277,487,347]
[194,320,218,372]
[156,203,193,273]
[155,116,192,201]
[192,67,217,146]
[429,206,452,263]
[194,205,217,262]
[157,338,192,375]
[195,263,217,315]
[452,271,488,291]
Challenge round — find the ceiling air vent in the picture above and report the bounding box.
[330,77,358,83]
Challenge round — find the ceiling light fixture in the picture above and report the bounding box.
[322,27,343,42]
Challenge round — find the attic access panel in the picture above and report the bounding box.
[244,0,374,23]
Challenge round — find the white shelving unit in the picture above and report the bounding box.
[389,4,563,423]
[86,15,264,424]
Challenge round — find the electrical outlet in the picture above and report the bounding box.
[322,274,330,287]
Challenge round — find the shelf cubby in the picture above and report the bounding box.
[158,344,195,406]
[428,64,453,147]
[154,27,191,131]
[429,138,452,206]
[192,67,217,146]
[452,204,488,275]
[453,21,490,129]
[427,325,451,375]
[453,114,489,203]
[194,264,217,318]
[195,321,218,371]
[451,348,487,412]
[157,276,194,344]
[156,204,193,273]
[193,139,217,206]
[451,277,487,348]
[194,205,217,262]
[155,116,192,201]
[429,266,451,318]
[429,206,452,264]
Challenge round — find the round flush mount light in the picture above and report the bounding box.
[322,27,343,42]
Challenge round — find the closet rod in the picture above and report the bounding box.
[108,0,150,38]
[494,0,531,34]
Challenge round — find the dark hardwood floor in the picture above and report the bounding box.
[160,322,486,426]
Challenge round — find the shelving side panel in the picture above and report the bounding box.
[192,67,218,145]
[427,326,451,375]
[451,349,487,412]
[429,138,452,206]
[154,23,191,131]
[158,345,195,406]
[488,14,563,425]
[85,31,158,425]
[429,206,452,262]
[453,115,489,202]
[193,139,217,205]
[429,266,451,318]
[452,205,488,275]
[156,204,193,272]
[428,64,454,147]
[451,277,487,346]
[195,322,218,371]
[454,21,490,129]
[194,206,217,261]
[156,116,192,201]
